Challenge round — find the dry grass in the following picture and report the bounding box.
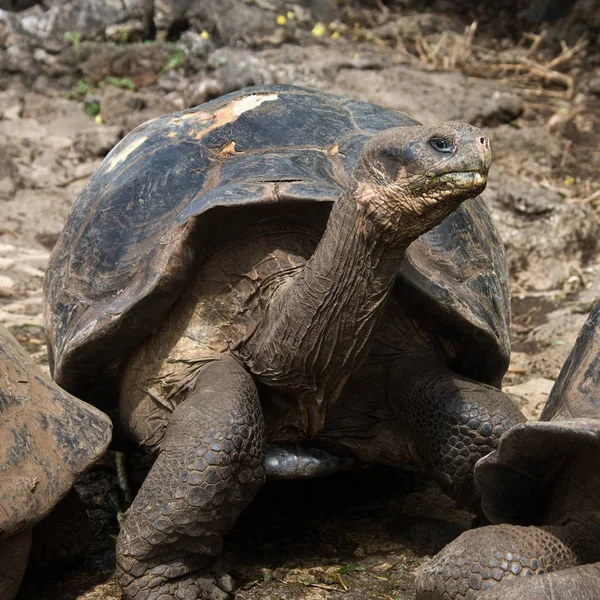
[411,21,588,103]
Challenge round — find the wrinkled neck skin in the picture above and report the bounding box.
[239,181,425,436]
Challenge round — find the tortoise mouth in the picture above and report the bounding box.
[439,171,487,189]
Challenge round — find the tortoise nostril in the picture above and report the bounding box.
[479,137,486,145]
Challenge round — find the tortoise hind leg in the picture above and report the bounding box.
[0,530,31,600]
[117,355,265,600]
[415,515,600,599]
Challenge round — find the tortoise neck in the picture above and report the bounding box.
[238,188,409,435]
[330,186,412,251]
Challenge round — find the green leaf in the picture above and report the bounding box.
[338,564,365,575]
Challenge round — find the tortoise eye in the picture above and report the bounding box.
[429,138,453,153]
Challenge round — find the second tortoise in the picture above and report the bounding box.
[417,299,600,600]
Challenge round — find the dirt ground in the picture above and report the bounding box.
[1,1,599,598]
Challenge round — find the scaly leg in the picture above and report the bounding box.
[320,355,524,509]
[117,356,265,600]
[416,514,600,600]
[477,562,600,600]
[387,356,525,509]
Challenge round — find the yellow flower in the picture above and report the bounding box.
[276,14,287,26]
[312,22,326,37]
[287,11,295,19]
[94,114,103,125]
[331,30,340,39]
[200,30,210,40]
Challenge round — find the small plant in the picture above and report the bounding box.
[63,31,83,45]
[102,76,136,91]
[113,27,131,44]
[162,48,186,73]
[83,100,101,118]
[65,77,92,100]
[338,564,365,575]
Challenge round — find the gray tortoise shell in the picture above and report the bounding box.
[44,84,510,401]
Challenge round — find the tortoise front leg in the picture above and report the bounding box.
[416,515,600,599]
[117,356,265,600]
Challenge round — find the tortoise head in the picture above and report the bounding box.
[353,122,491,243]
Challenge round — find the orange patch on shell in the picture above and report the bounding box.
[166,93,279,142]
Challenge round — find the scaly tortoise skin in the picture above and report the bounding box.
[0,325,111,600]
[44,84,524,599]
[417,299,600,599]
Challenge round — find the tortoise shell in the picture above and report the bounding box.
[475,299,600,525]
[0,325,111,538]
[541,300,600,421]
[44,84,510,400]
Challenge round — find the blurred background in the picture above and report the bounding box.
[1,1,598,598]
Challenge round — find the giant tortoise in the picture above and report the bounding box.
[417,298,600,599]
[0,325,111,600]
[44,84,524,599]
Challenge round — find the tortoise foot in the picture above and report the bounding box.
[415,521,588,600]
[119,558,235,600]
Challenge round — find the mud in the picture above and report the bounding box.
[2,0,599,598]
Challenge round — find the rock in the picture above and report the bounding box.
[464,91,524,127]
[0,40,38,79]
[95,85,177,129]
[34,231,60,251]
[515,306,589,381]
[98,86,142,123]
[493,177,557,216]
[0,89,23,118]
[156,71,187,93]
[183,78,222,108]
[73,125,123,158]
[489,125,562,178]
[105,19,147,42]
[0,0,37,10]
[216,51,274,94]
[2,0,342,45]
[153,0,188,35]
[16,0,153,40]
[486,170,600,292]
[504,378,555,420]
[178,30,213,59]
[0,173,17,197]
[181,0,340,46]
[0,144,22,201]
[0,274,15,298]
[81,42,170,88]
